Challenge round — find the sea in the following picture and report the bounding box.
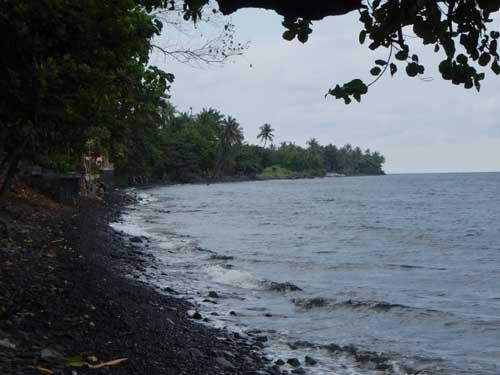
[111,173,500,375]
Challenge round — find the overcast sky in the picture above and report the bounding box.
[151,9,500,174]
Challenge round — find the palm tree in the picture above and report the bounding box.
[215,116,243,176]
[257,123,275,148]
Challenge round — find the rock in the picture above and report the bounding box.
[208,291,219,298]
[129,236,143,243]
[233,332,244,339]
[266,281,302,292]
[287,358,301,367]
[215,356,234,369]
[304,356,317,366]
[275,359,285,366]
[222,351,235,360]
[189,348,203,359]
[291,368,306,374]
[255,335,268,342]
[187,310,202,320]
[229,310,237,316]
[40,348,63,361]
[267,365,282,375]
[254,341,266,349]
[0,339,16,350]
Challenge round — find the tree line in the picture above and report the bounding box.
[111,104,385,182]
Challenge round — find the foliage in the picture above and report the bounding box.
[329,1,500,102]
[0,0,173,195]
[112,106,386,181]
[257,124,275,148]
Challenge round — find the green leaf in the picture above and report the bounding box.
[390,63,397,76]
[375,59,387,66]
[406,62,419,77]
[359,30,367,44]
[282,30,296,41]
[395,50,408,61]
[492,59,500,75]
[66,356,88,368]
[457,54,468,64]
[370,67,382,76]
[490,40,497,54]
[297,32,308,44]
[478,53,491,66]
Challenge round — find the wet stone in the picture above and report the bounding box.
[287,358,301,367]
[291,368,306,375]
[304,356,317,366]
[215,356,234,369]
[187,310,202,320]
[275,359,285,366]
[208,291,219,298]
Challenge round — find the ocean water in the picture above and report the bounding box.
[112,173,500,375]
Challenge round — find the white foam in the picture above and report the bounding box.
[206,265,260,290]
[110,218,149,237]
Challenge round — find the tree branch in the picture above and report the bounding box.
[216,0,363,20]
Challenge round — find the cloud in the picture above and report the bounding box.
[152,10,500,173]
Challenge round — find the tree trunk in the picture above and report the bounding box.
[0,154,21,200]
[0,138,27,201]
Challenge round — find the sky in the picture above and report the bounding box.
[150,8,500,174]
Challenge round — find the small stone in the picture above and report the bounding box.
[275,359,285,366]
[129,236,142,243]
[291,368,306,375]
[215,356,234,369]
[255,335,268,342]
[0,339,16,350]
[208,291,219,298]
[40,348,63,361]
[187,310,202,320]
[189,348,203,359]
[287,358,301,367]
[267,365,282,375]
[305,356,317,366]
[229,310,237,316]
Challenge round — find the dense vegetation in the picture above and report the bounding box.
[112,104,385,182]
[1,1,498,196]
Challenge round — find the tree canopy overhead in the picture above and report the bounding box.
[216,0,362,20]
[181,0,500,103]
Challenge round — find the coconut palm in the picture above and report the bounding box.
[257,123,275,148]
[215,116,243,176]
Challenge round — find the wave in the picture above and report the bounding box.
[206,265,259,290]
[386,263,448,271]
[209,254,235,261]
[287,340,439,375]
[292,297,333,309]
[292,297,441,315]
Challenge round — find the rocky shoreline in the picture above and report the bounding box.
[0,189,278,374]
